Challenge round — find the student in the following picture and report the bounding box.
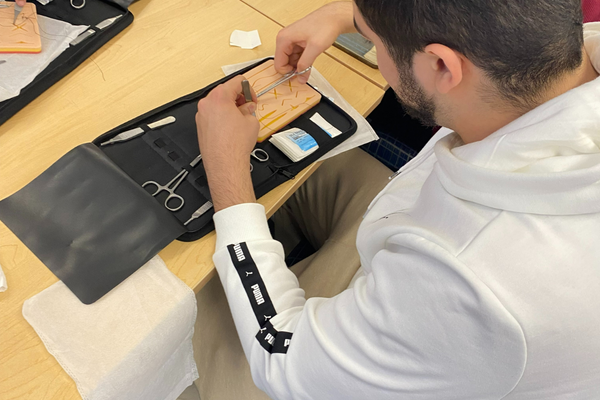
[192,1,600,399]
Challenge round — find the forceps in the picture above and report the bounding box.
[13,2,22,24]
[143,155,202,212]
[256,66,312,98]
[250,148,269,172]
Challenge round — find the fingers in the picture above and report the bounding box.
[218,75,247,102]
[238,102,257,117]
[295,44,321,84]
[296,69,312,85]
[198,77,258,120]
[209,75,258,107]
[287,46,303,67]
[274,31,299,74]
[234,80,257,107]
[15,0,26,6]
[275,40,318,84]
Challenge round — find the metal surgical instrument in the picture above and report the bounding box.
[256,66,312,98]
[100,116,176,146]
[184,201,213,226]
[250,148,269,172]
[142,155,202,212]
[71,0,85,9]
[13,2,22,24]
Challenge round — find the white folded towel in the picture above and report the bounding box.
[23,256,198,400]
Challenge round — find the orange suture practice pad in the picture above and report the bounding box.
[0,1,42,54]
[245,60,321,143]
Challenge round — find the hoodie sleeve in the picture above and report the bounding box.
[212,203,526,400]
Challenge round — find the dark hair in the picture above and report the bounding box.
[354,0,584,108]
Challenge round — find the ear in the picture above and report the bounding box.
[418,44,464,95]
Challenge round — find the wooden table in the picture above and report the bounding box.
[241,0,388,89]
[0,0,385,398]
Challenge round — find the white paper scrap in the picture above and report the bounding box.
[310,112,343,138]
[0,261,6,292]
[230,30,261,50]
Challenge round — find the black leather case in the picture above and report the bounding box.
[0,58,358,304]
[0,0,133,126]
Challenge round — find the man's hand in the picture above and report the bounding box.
[196,76,260,212]
[274,1,355,84]
[15,0,26,7]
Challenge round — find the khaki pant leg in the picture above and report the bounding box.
[274,148,390,251]
[193,276,272,400]
[177,383,201,400]
[282,148,391,297]
[193,149,391,399]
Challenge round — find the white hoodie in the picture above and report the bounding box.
[211,23,600,400]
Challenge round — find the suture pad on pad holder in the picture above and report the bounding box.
[245,59,321,142]
[0,2,42,53]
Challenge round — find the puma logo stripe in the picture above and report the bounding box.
[233,243,246,262]
[251,283,265,305]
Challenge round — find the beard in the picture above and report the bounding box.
[393,64,438,127]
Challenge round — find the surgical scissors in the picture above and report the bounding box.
[143,155,202,212]
[252,148,269,162]
[71,0,86,9]
[250,148,269,172]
